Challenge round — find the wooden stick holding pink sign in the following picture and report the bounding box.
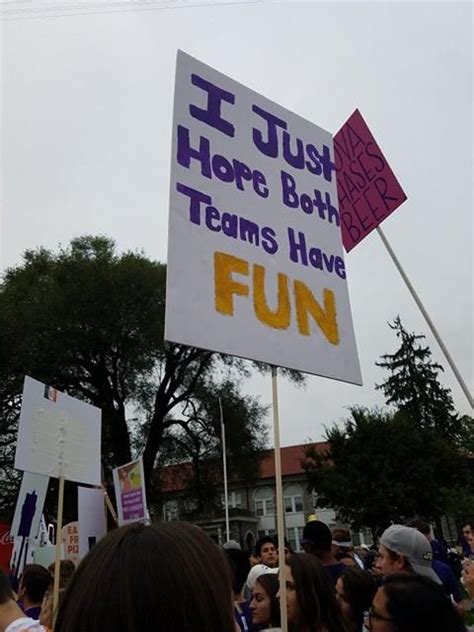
[335,110,472,408]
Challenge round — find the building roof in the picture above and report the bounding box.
[160,442,328,493]
[259,442,328,479]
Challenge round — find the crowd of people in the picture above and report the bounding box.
[0,519,473,631]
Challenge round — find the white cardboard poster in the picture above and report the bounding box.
[165,51,362,384]
[62,521,80,566]
[78,486,107,559]
[15,376,102,486]
[10,472,49,539]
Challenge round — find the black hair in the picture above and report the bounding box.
[255,535,276,558]
[382,573,466,632]
[20,564,52,603]
[407,518,430,537]
[302,520,332,553]
[55,522,235,632]
[0,570,13,605]
[224,548,251,595]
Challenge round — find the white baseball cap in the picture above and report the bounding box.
[246,564,278,590]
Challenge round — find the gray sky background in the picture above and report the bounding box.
[1,1,473,447]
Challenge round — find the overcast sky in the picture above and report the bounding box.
[1,0,472,446]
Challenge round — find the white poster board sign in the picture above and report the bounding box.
[112,457,148,526]
[78,487,107,559]
[62,521,80,566]
[166,51,362,384]
[10,472,49,539]
[14,376,102,486]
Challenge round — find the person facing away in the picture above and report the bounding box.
[300,520,347,586]
[55,521,236,632]
[332,528,364,569]
[366,573,466,632]
[225,547,255,632]
[0,570,46,632]
[250,573,281,631]
[277,553,350,632]
[255,536,278,569]
[408,518,464,608]
[17,566,51,621]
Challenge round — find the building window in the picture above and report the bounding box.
[254,487,275,516]
[163,500,179,522]
[258,529,276,539]
[284,494,304,514]
[286,526,304,552]
[255,498,274,516]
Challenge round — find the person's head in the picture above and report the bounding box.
[47,560,75,589]
[250,573,280,629]
[366,573,466,632]
[278,538,294,563]
[246,564,278,593]
[332,528,354,555]
[301,520,332,558]
[375,525,439,584]
[335,552,358,568]
[335,568,378,632]
[18,564,52,606]
[278,553,349,632]
[40,587,65,629]
[224,547,251,599]
[55,522,235,632]
[407,518,431,540]
[255,536,277,568]
[462,523,472,539]
[0,570,13,605]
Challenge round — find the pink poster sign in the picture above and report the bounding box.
[334,109,407,252]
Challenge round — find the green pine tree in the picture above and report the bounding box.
[376,316,460,440]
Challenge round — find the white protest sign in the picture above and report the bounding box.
[165,51,362,384]
[10,472,49,539]
[62,521,80,566]
[78,487,107,559]
[15,376,102,486]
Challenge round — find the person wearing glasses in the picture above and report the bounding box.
[365,573,466,631]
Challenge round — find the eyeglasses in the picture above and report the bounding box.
[365,607,394,628]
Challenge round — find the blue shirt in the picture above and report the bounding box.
[433,560,462,603]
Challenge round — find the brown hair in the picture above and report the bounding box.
[287,553,349,632]
[55,522,235,632]
[339,568,378,632]
[254,573,280,628]
[48,560,75,589]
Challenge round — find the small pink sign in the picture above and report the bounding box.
[334,109,407,252]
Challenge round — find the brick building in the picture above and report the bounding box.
[160,442,370,551]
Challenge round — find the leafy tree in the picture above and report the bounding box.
[375,316,462,440]
[157,379,268,515]
[0,235,301,515]
[303,407,469,535]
